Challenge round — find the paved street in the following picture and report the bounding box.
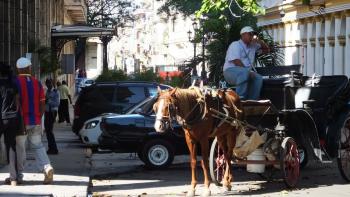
[0,124,90,197]
[90,156,350,197]
[1,123,350,197]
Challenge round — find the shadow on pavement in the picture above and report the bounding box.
[91,161,349,196]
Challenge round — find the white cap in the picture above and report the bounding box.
[240,26,254,35]
[16,57,32,69]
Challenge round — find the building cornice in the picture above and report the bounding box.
[258,3,350,27]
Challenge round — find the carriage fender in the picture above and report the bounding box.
[326,104,350,158]
[283,109,320,155]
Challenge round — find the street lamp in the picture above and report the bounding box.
[188,21,199,77]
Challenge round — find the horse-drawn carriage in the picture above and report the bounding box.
[153,65,350,196]
[209,65,350,188]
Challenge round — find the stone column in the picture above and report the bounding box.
[306,19,315,75]
[100,35,113,72]
[324,15,333,75]
[345,11,350,77]
[314,18,323,75]
[299,21,307,74]
[273,25,279,43]
[291,22,300,64]
[334,13,343,75]
[284,22,292,65]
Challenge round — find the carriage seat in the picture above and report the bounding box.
[241,100,273,116]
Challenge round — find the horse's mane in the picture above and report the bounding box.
[172,86,204,118]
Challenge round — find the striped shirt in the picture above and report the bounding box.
[16,74,45,125]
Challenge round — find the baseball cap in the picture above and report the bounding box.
[240,26,254,35]
[16,57,32,69]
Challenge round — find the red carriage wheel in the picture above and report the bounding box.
[280,137,300,188]
[209,137,227,186]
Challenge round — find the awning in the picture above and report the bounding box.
[51,25,115,38]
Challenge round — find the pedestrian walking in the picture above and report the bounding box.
[0,63,24,186]
[57,80,72,125]
[44,79,60,155]
[14,57,54,185]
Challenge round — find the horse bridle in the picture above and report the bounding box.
[155,96,177,129]
[156,93,208,129]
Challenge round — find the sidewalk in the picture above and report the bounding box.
[0,123,90,197]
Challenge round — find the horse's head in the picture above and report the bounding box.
[153,87,177,132]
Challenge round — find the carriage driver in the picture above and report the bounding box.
[223,26,270,100]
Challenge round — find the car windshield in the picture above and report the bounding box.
[138,97,157,115]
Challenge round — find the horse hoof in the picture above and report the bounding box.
[223,185,232,192]
[201,189,211,197]
[186,189,195,197]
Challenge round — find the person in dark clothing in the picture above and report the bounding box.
[0,63,23,186]
[44,79,60,155]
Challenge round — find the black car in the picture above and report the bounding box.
[72,81,171,134]
[98,97,187,169]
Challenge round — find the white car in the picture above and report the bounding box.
[79,97,154,147]
[78,78,94,92]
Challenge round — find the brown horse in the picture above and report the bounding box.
[153,86,243,197]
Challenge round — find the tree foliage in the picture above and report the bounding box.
[159,0,283,84]
[86,0,134,28]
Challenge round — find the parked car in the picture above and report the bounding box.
[79,97,155,147]
[79,78,94,91]
[75,78,84,95]
[99,97,187,169]
[72,81,171,135]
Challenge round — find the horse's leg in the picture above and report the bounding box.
[223,131,236,191]
[218,134,232,192]
[226,131,236,191]
[200,139,211,197]
[185,131,197,197]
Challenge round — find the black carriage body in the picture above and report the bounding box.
[258,72,350,160]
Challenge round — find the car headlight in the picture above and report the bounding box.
[85,120,99,129]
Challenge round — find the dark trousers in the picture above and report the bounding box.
[0,118,18,163]
[44,111,58,151]
[58,99,70,123]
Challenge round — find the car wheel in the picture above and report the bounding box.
[142,139,174,169]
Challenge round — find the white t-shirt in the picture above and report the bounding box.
[223,39,261,71]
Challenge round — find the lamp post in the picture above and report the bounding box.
[187,21,198,77]
[199,16,209,81]
[200,35,207,80]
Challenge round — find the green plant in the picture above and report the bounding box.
[95,69,128,82]
[160,0,284,85]
[166,76,184,87]
[132,69,163,83]
[35,46,59,75]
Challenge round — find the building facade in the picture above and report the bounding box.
[257,0,350,77]
[113,0,200,75]
[0,0,86,84]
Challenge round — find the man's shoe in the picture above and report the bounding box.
[17,178,24,185]
[4,178,17,186]
[47,149,59,155]
[43,166,54,185]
